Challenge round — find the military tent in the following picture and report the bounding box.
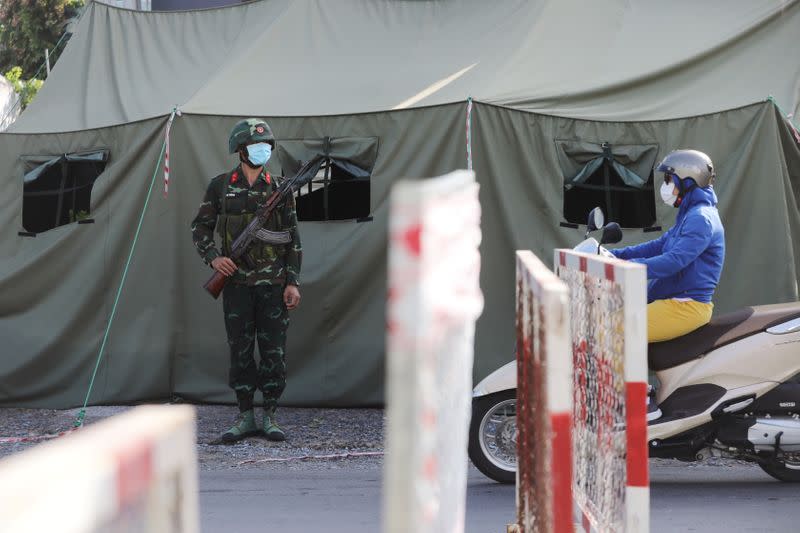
[1,0,799,407]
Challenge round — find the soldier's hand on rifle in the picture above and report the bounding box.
[211,256,238,277]
[284,284,301,310]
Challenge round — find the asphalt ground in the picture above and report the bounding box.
[199,460,800,533]
[3,405,799,532]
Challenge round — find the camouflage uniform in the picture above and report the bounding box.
[191,165,301,413]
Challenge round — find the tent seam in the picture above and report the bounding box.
[470,99,774,125]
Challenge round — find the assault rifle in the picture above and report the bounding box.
[203,154,325,299]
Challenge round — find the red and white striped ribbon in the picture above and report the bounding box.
[0,428,78,445]
[465,97,473,171]
[236,451,383,467]
[163,108,180,198]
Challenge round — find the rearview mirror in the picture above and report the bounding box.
[599,222,622,246]
[586,207,604,234]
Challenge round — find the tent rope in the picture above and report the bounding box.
[466,97,474,171]
[74,110,177,428]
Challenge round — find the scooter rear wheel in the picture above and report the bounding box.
[758,455,800,482]
[468,390,517,484]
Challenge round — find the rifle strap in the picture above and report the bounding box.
[220,171,231,218]
[219,170,233,255]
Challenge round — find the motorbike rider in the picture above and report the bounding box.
[611,149,725,419]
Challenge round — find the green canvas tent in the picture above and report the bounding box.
[1,0,799,408]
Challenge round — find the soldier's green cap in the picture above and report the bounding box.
[228,118,275,154]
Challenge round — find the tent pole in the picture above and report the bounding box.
[323,136,331,220]
[54,158,68,227]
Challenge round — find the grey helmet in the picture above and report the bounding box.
[655,149,716,191]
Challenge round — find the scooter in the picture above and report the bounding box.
[468,208,800,484]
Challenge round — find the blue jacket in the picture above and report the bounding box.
[611,187,725,303]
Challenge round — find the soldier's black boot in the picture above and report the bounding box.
[221,410,259,443]
[262,409,286,441]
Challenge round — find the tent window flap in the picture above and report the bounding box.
[276,137,377,222]
[556,140,657,229]
[21,149,109,233]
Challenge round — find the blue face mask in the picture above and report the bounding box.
[246,142,272,167]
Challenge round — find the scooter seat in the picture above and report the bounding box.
[648,302,800,371]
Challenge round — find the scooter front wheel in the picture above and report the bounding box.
[758,454,800,482]
[468,390,517,483]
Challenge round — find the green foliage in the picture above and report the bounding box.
[69,209,91,223]
[5,66,43,109]
[0,0,84,75]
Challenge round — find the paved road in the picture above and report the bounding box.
[648,462,800,532]
[200,462,800,533]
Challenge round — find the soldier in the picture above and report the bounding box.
[191,118,301,443]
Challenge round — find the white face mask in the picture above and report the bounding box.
[660,180,677,206]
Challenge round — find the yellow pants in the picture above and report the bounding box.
[648,299,714,343]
